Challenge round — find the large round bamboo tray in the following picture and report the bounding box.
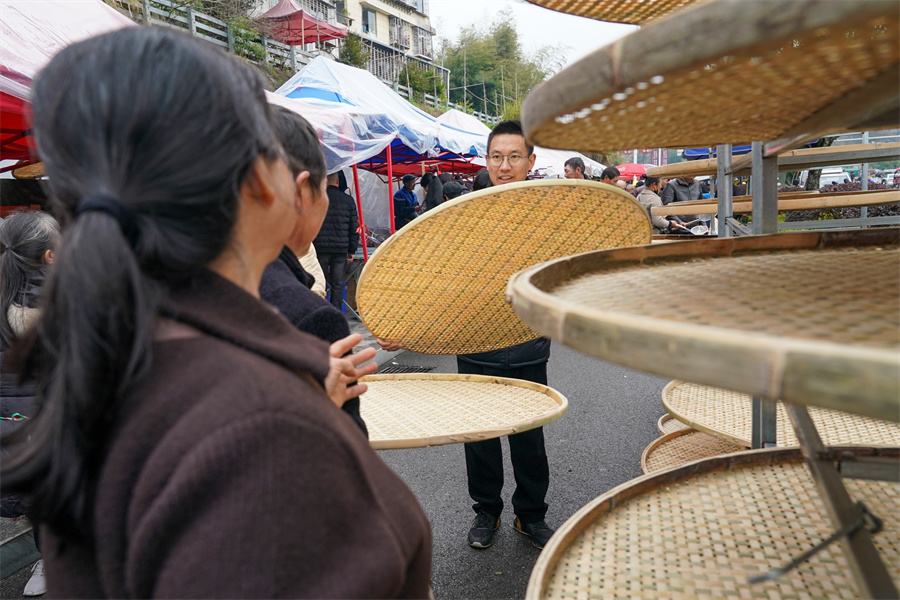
[663,380,900,448]
[524,0,710,24]
[521,0,899,154]
[507,228,900,423]
[656,412,689,436]
[641,427,744,474]
[527,446,900,599]
[356,180,650,354]
[359,373,568,450]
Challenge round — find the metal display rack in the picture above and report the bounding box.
[516,0,900,596]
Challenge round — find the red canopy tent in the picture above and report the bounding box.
[616,163,655,178]
[257,0,347,46]
[0,0,134,168]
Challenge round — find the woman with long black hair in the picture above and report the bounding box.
[1,28,431,598]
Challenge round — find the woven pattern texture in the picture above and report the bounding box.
[359,374,567,449]
[642,429,743,474]
[525,0,709,24]
[657,413,689,436]
[664,381,900,448]
[532,455,899,598]
[357,180,650,354]
[552,246,899,350]
[523,3,899,153]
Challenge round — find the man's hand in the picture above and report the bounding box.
[376,339,403,352]
[324,334,378,408]
[347,254,354,263]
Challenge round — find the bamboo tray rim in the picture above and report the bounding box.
[640,427,730,474]
[661,380,750,447]
[507,228,900,422]
[526,444,900,599]
[360,373,569,450]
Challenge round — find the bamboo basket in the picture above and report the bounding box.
[524,0,711,24]
[521,0,899,154]
[357,180,650,354]
[663,380,900,448]
[507,228,900,422]
[656,412,689,436]
[360,373,568,450]
[641,427,744,474]
[527,446,900,599]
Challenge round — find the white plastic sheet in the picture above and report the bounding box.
[0,0,135,101]
[275,58,487,170]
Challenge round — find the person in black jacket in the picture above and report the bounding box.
[421,171,444,212]
[261,107,375,435]
[314,172,360,311]
[462,120,555,551]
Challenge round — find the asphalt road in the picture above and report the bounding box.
[377,343,670,600]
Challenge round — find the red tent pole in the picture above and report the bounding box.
[352,164,368,262]
[387,142,396,234]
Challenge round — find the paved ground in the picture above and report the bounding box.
[377,344,669,600]
[1,335,670,599]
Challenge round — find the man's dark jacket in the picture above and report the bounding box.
[314,185,359,255]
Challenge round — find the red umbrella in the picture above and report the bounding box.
[257,0,348,46]
[615,163,652,178]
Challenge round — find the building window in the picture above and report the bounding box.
[389,16,410,48]
[412,25,432,58]
[362,7,377,34]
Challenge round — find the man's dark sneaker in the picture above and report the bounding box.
[514,517,555,549]
[468,511,500,549]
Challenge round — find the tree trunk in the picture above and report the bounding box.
[804,137,837,190]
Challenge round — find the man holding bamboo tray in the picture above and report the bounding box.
[459,120,555,551]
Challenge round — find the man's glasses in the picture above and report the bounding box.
[488,153,526,167]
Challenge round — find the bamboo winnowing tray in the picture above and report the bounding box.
[357,179,650,354]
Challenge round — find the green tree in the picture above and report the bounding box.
[338,33,369,69]
[399,63,446,103]
[438,8,566,117]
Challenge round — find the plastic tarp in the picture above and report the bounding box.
[276,58,487,162]
[257,0,347,45]
[0,0,134,161]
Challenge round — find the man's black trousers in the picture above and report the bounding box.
[457,359,550,524]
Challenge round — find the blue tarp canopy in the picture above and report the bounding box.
[275,58,487,172]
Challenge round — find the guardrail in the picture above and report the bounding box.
[109,0,501,126]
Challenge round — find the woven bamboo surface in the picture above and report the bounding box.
[524,0,710,24]
[527,446,900,599]
[656,412,689,436]
[642,428,744,474]
[357,180,650,354]
[663,380,900,448]
[359,374,568,449]
[521,0,899,154]
[508,228,900,422]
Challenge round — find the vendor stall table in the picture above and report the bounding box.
[360,374,567,450]
[663,380,900,448]
[527,447,899,599]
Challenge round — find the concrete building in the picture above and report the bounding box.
[255,0,448,92]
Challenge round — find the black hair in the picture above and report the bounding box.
[438,173,452,184]
[270,105,326,190]
[473,168,493,191]
[1,28,284,539]
[0,210,60,347]
[600,167,620,181]
[487,120,534,156]
[420,172,434,188]
[443,181,467,201]
[644,176,660,187]
[564,157,585,174]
